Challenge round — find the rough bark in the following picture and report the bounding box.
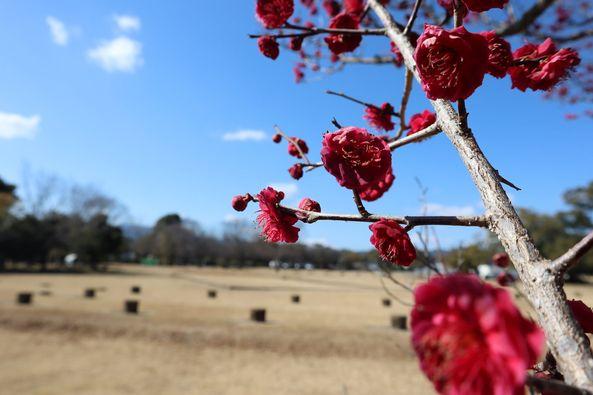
[368,0,593,389]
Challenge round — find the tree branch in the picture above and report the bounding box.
[403,0,423,35]
[552,231,593,275]
[326,90,399,116]
[367,0,593,389]
[340,55,394,65]
[496,0,558,37]
[249,24,386,39]
[280,205,490,228]
[394,69,414,139]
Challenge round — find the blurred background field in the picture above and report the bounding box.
[1,265,592,395]
[0,265,429,395]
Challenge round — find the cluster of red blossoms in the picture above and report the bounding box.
[415,24,580,101]
[412,274,544,395]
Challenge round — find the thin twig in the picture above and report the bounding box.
[249,24,387,39]
[552,231,593,275]
[403,0,423,35]
[353,191,371,217]
[394,69,414,139]
[274,125,311,165]
[326,90,399,116]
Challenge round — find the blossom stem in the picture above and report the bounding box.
[273,125,311,165]
[353,191,371,217]
[326,90,399,116]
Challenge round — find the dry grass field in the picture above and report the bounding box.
[0,265,592,395]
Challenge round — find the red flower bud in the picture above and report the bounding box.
[298,197,321,212]
[462,0,508,12]
[369,219,416,266]
[492,252,510,268]
[496,272,515,287]
[231,194,251,212]
[288,163,304,179]
[258,36,280,60]
[272,133,282,143]
[324,12,362,55]
[287,137,309,158]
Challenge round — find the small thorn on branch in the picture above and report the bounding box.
[495,169,522,191]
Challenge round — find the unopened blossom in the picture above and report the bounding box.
[481,31,513,78]
[496,272,515,287]
[369,219,416,266]
[509,38,581,92]
[322,0,341,16]
[287,137,309,158]
[256,187,300,243]
[256,0,294,28]
[493,252,510,268]
[258,36,280,60]
[288,163,303,179]
[231,194,251,212]
[272,133,282,143]
[359,167,395,202]
[412,274,545,395]
[298,197,321,212]
[289,36,304,51]
[408,110,436,135]
[568,299,593,334]
[324,12,362,55]
[415,25,489,101]
[293,65,305,83]
[364,103,395,132]
[321,127,392,191]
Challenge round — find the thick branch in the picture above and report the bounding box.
[497,0,557,37]
[368,0,593,389]
[552,231,593,275]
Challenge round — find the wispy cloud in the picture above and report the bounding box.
[0,112,41,139]
[46,16,69,46]
[87,36,143,73]
[269,182,298,199]
[114,15,141,32]
[423,203,477,217]
[222,129,267,142]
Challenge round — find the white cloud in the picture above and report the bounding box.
[87,36,143,73]
[114,15,141,32]
[423,203,477,217]
[222,129,267,142]
[46,16,69,46]
[269,182,298,199]
[0,112,41,139]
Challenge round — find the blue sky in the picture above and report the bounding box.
[0,1,590,250]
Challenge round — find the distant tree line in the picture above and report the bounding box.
[445,181,593,280]
[1,173,591,276]
[0,176,124,271]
